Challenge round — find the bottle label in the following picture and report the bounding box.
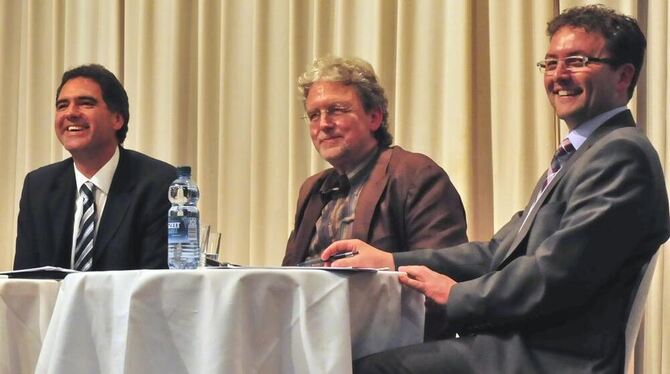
[169,185,189,206]
[168,216,199,244]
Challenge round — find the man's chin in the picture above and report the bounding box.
[319,148,347,165]
[554,104,583,120]
[60,140,93,155]
[319,145,344,158]
[555,110,587,129]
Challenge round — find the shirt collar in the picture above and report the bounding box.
[567,106,628,150]
[346,147,380,182]
[74,146,120,194]
[319,147,381,197]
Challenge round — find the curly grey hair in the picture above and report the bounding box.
[298,56,393,147]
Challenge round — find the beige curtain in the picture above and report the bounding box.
[0,0,667,372]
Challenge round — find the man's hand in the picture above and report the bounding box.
[321,239,395,269]
[398,265,456,305]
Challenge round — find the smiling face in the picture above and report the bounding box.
[543,26,633,130]
[305,81,382,173]
[55,77,123,165]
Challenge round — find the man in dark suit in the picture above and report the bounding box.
[322,5,670,373]
[14,64,176,271]
[283,56,468,267]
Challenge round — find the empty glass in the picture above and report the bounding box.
[199,225,222,267]
[205,232,221,262]
[199,225,210,267]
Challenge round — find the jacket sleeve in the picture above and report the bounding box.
[394,210,522,281]
[136,167,174,269]
[14,174,38,270]
[402,158,468,249]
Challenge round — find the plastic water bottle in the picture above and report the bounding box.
[167,166,200,269]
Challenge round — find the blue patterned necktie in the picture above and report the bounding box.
[519,138,577,233]
[74,182,96,271]
[543,137,576,190]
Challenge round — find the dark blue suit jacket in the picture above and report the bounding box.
[14,147,176,270]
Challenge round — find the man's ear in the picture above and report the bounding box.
[112,113,124,130]
[368,107,383,131]
[617,63,636,95]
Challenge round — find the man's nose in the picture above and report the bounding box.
[551,60,572,79]
[64,104,81,118]
[318,112,334,129]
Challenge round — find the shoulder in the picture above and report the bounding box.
[120,148,175,171]
[119,148,176,179]
[607,125,657,153]
[566,124,666,204]
[586,125,661,167]
[384,146,448,180]
[24,158,73,181]
[585,113,655,157]
[386,146,443,169]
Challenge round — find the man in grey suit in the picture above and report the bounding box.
[14,64,175,271]
[322,5,669,373]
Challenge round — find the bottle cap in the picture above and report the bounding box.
[176,166,191,177]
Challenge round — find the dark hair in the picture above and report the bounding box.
[56,64,129,144]
[547,5,646,99]
[298,56,393,148]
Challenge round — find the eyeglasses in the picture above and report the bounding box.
[304,104,353,124]
[536,55,618,73]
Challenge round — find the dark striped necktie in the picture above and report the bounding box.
[307,174,351,259]
[74,182,96,271]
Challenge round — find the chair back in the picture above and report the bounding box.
[624,250,661,373]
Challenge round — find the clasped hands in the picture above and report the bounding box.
[321,239,456,305]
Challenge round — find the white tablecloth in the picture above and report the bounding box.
[0,279,60,374]
[36,268,424,373]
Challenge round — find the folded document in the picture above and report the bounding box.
[0,266,78,280]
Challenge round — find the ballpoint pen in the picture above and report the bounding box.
[297,250,359,267]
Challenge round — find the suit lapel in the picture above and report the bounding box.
[491,174,546,268]
[47,162,76,267]
[287,147,390,264]
[496,110,636,268]
[94,148,133,260]
[288,173,331,264]
[352,148,392,239]
[499,151,581,266]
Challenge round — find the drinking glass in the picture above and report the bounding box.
[205,232,222,263]
[199,225,211,268]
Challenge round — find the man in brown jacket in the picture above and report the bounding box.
[283,57,468,273]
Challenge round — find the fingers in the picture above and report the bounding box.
[398,266,455,305]
[398,265,429,280]
[321,240,395,269]
[398,266,428,290]
[331,256,357,267]
[398,272,425,292]
[330,249,370,268]
[321,239,362,260]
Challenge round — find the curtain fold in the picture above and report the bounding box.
[1,0,667,372]
[640,0,669,372]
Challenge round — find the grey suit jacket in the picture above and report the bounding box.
[14,147,176,271]
[394,111,670,373]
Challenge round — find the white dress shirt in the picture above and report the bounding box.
[70,147,120,267]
